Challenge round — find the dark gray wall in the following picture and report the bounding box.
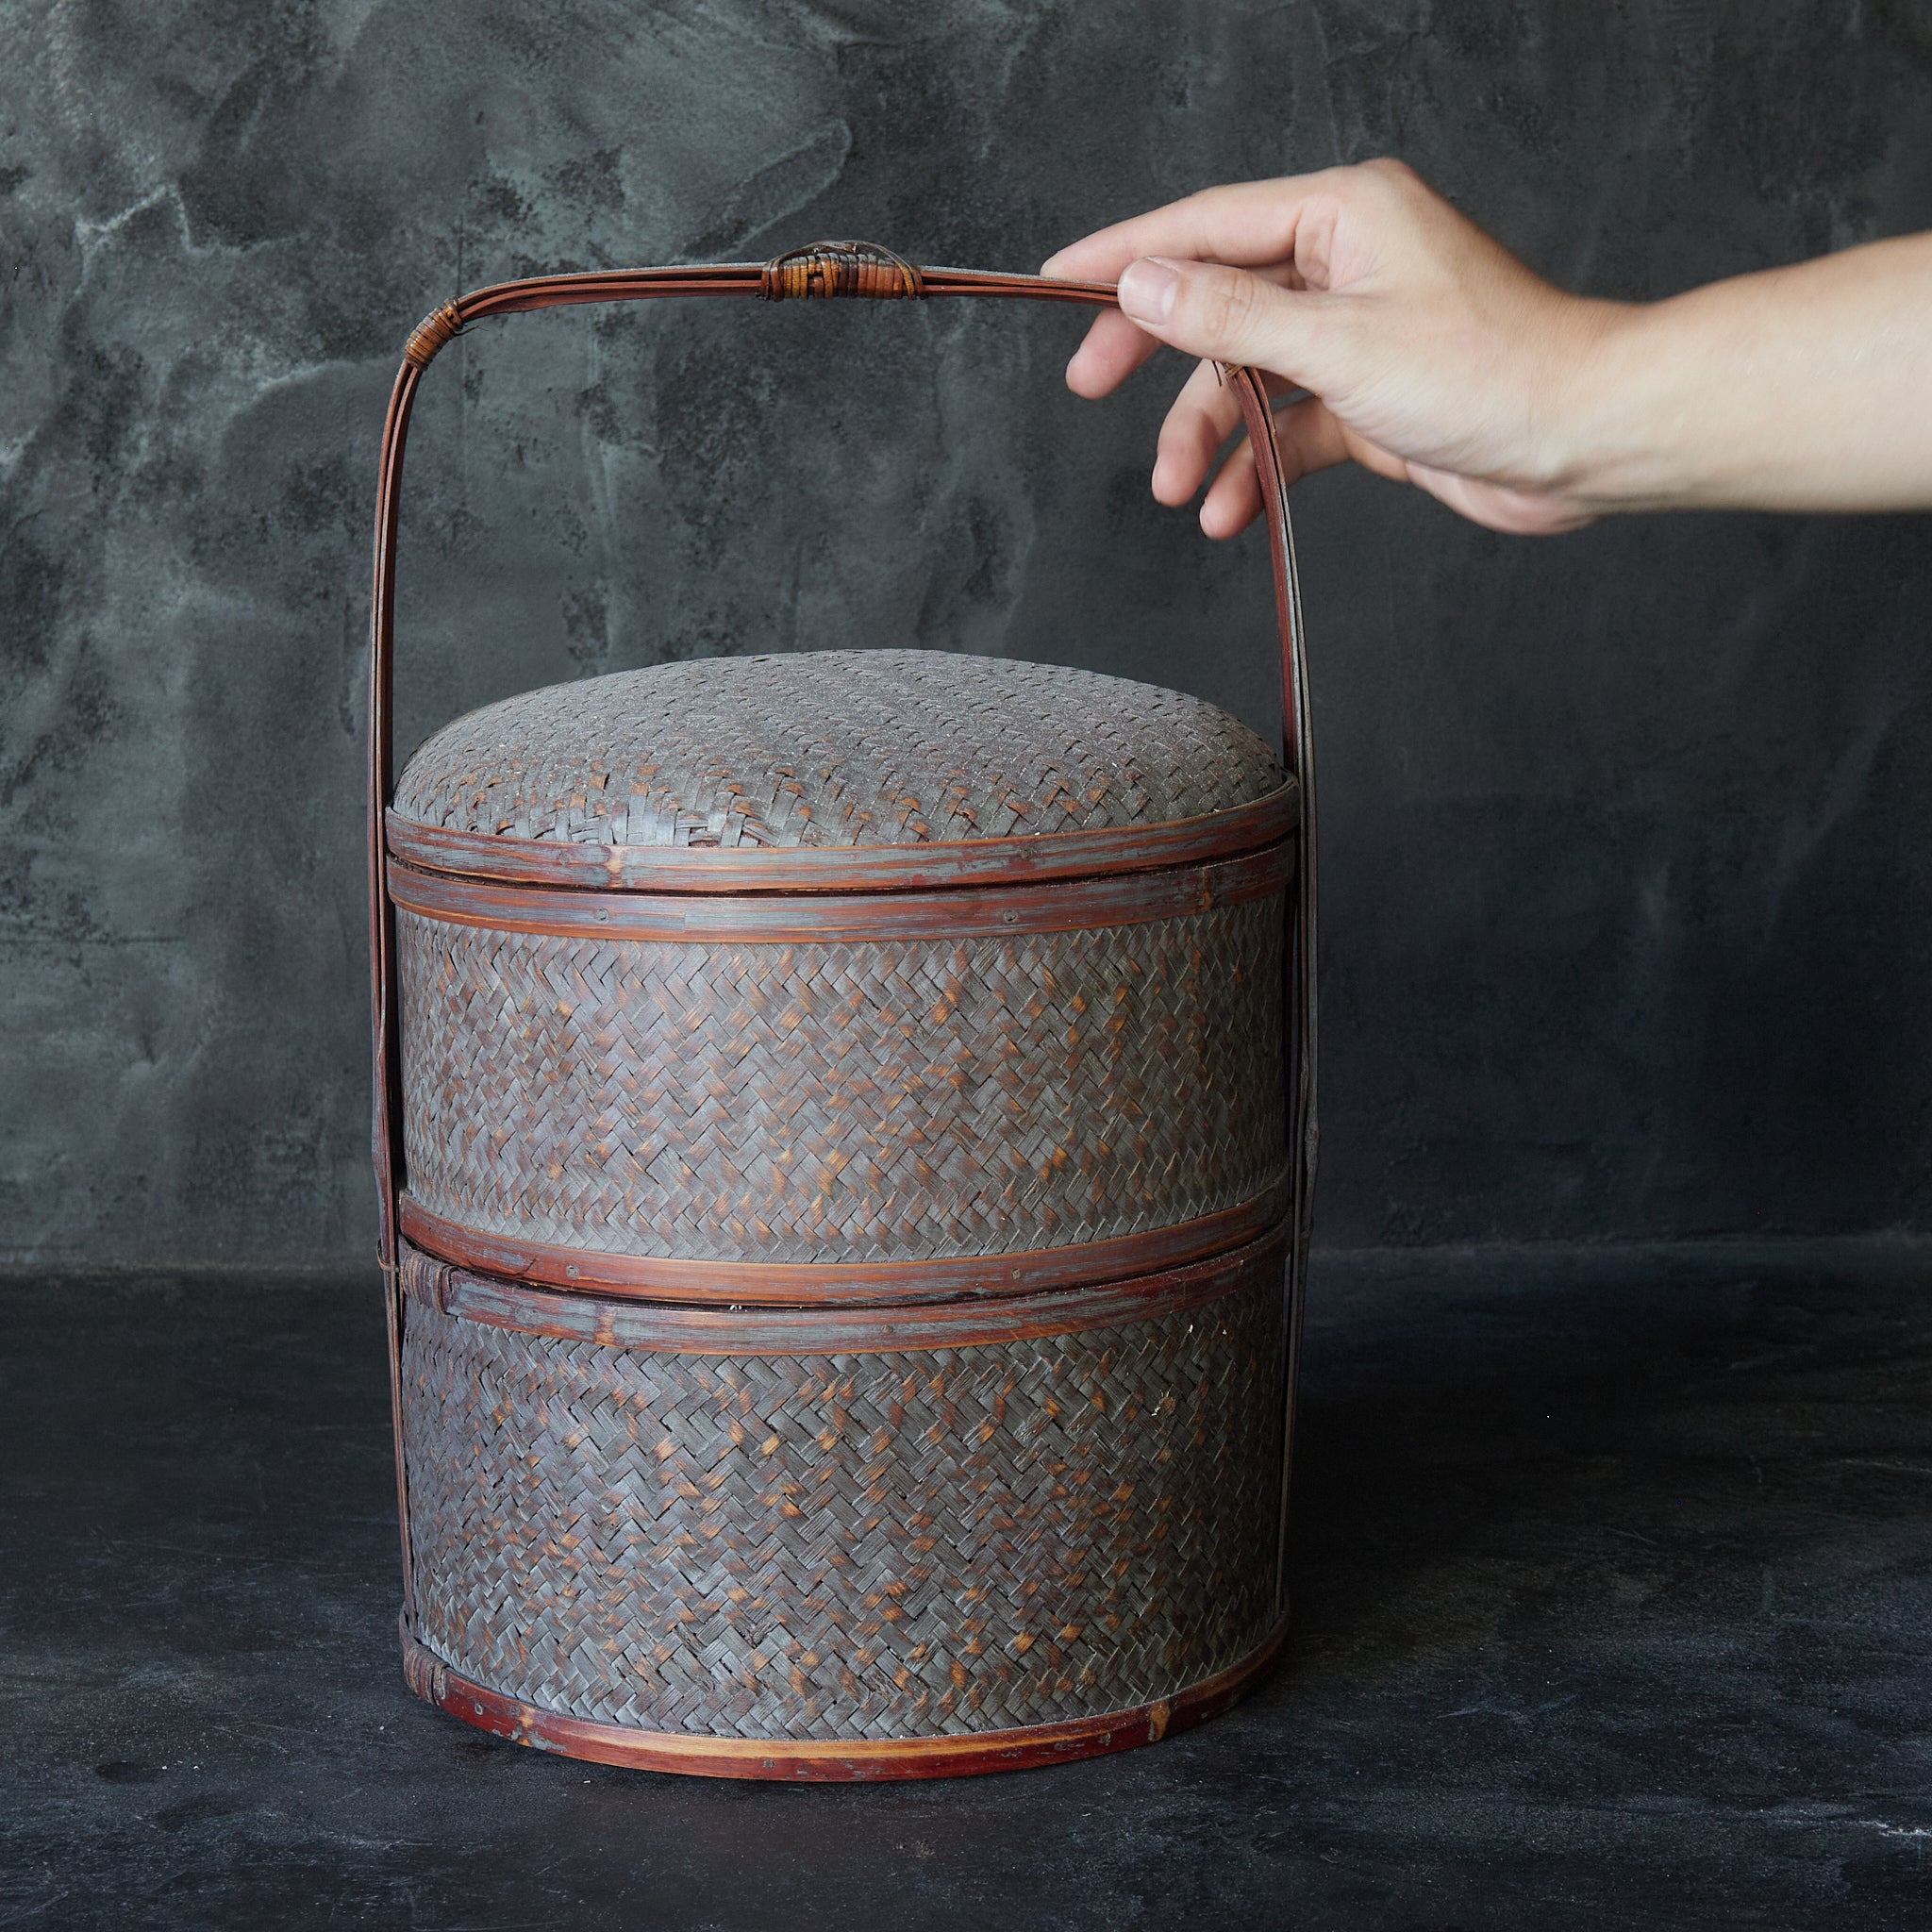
[5,1,1931,1271]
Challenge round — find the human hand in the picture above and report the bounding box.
[1042,160,1624,537]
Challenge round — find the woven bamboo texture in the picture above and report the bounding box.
[397,895,1286,1265]
[398,1235,1286,1740]
[391,650,1285,851]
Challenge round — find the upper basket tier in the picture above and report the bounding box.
[384,647,1297,1296]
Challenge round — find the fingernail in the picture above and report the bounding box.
[1117,258,1178,325]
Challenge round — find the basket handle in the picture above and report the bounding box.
[366,241,1320,1604]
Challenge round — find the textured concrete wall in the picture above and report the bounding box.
[4,2,1931,1270]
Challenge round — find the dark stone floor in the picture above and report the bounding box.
[5,1248,1931,1929]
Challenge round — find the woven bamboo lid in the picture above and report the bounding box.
[392,651,1284,866]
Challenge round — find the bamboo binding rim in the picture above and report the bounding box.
[399,1610,1289,1782]
[398,1220,1288,1352]
[397,1175,1291,1307]
[386,838,1289,944]
[385,780,1297,894]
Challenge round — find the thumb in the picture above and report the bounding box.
[1117,257,1317,379]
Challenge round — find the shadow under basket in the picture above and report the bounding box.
[367,248,1319,1781]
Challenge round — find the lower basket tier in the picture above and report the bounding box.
[395,1225,1293,1774]
[399,1611,1288,1781]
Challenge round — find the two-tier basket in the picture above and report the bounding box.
[366,242,1318,1779]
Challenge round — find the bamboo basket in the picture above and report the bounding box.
[366,242,1319,1779]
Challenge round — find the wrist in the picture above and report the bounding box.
[1532,296,1680,512]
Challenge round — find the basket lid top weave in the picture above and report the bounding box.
[393,650,1285,852]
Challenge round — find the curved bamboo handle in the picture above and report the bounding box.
[366,241,1320,1611]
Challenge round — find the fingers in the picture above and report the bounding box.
[1184,408,1592,541]
[1064,308,1166,398]
[1064,254,1330,408]
[1197,435,1265,538]
[1064,260,1308,400]
[1197,400,1357,537]
[1153,359,1247,504]
[1117,258,1333,388]
[1041,172,1347,283]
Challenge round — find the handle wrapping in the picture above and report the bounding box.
[366,242,1319,1617]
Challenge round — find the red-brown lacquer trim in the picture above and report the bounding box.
[386,841,1289,943]
[396,1171,1289,1307]
[399,1611,1287,1782]
[385,784,1297,895]
[399,1221,1286,1353]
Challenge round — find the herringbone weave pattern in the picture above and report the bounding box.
[393,651,1285,850]
[401,1258,1285,1738]
[398,899,1285,1261]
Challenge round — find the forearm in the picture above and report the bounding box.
[1563,232,1932,514]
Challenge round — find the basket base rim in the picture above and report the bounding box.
[398,1612,1288,1782]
